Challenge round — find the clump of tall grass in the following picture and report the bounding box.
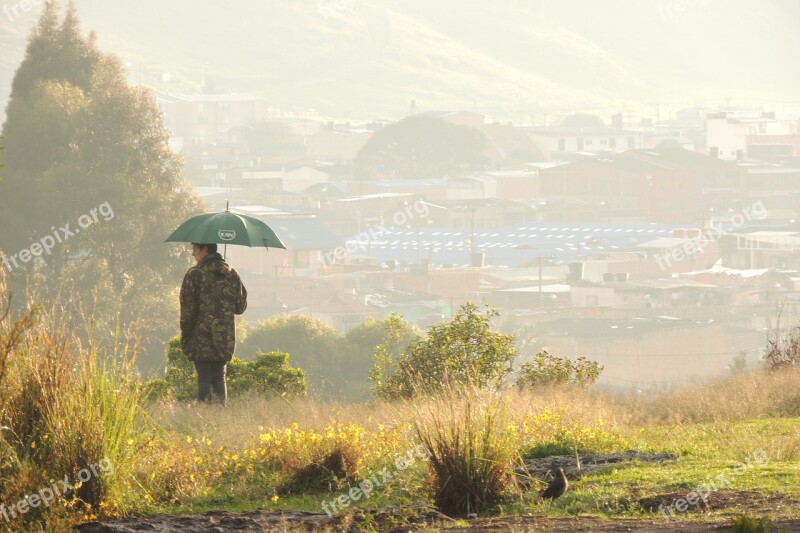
[0,273,142,528]
[410,385,521,517]
[733,514,775,533]
[279,445,362,494]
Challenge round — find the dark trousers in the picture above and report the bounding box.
[194,361,227,405]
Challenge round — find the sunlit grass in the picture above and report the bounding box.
[4,271,800,529]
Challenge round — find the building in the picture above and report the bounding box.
[156,93,270,145]
[526,114,644,160]
[706,110,800,160]
[537,147,745,223]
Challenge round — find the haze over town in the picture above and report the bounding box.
[2,0,799,390]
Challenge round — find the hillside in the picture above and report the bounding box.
[1,0,798,122]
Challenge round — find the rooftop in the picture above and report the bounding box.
[346,221,684,268]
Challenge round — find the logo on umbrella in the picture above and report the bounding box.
[218,230,236,241]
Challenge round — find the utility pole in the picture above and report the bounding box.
[273,264,291,305]
[538,255,543,307]
[470,207,476,253]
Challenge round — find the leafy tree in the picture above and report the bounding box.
[516,351,603,389]
[237,314,343,397]
[147,337,307,402]
[368,314,421,399]
[371,303,516,400]
[0,2,203,369]
[344,315,417,401]
[237,314,420,402]
[354,115,489,181]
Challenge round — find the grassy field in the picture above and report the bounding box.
[134,379,800,522]
[2,281,800,531]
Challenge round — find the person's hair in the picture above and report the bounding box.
[192,243,218,254]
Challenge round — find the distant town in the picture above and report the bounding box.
[154,91,800,390]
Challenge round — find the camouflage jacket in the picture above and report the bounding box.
[180,252,248,362]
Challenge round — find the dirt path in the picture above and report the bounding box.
[76,509,800,532]
[76,450,800,532]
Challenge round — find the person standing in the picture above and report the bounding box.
[180,242,248,405]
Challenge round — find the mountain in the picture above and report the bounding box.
[0,0,797,123]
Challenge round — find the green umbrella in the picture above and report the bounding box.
[165,205,286,257]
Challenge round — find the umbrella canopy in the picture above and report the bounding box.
[166,210,286,249]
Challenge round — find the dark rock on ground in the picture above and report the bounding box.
[516,450,678,486]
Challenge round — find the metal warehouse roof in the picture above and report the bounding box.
[345,222,686,268]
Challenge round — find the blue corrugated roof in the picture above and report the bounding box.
[345,222,689,267]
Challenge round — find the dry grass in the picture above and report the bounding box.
[147,386,625,455]
[627,368,800,425]
[0,274,141,529]
[144,367,800,473]
[147,396,396,449]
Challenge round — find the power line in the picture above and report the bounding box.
[600,374,734,385]
[538,350,750,358]
[601,375,663,384]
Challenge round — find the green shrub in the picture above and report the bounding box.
[228,351,307,398]
[516,351,602,389]
[237,315,341,395]
[147,337,307,402]
[371,303,516,400]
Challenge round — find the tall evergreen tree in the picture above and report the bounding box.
[0,1,203,369]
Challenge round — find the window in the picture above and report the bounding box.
[609,137,616,148]
[558,138,566,151]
